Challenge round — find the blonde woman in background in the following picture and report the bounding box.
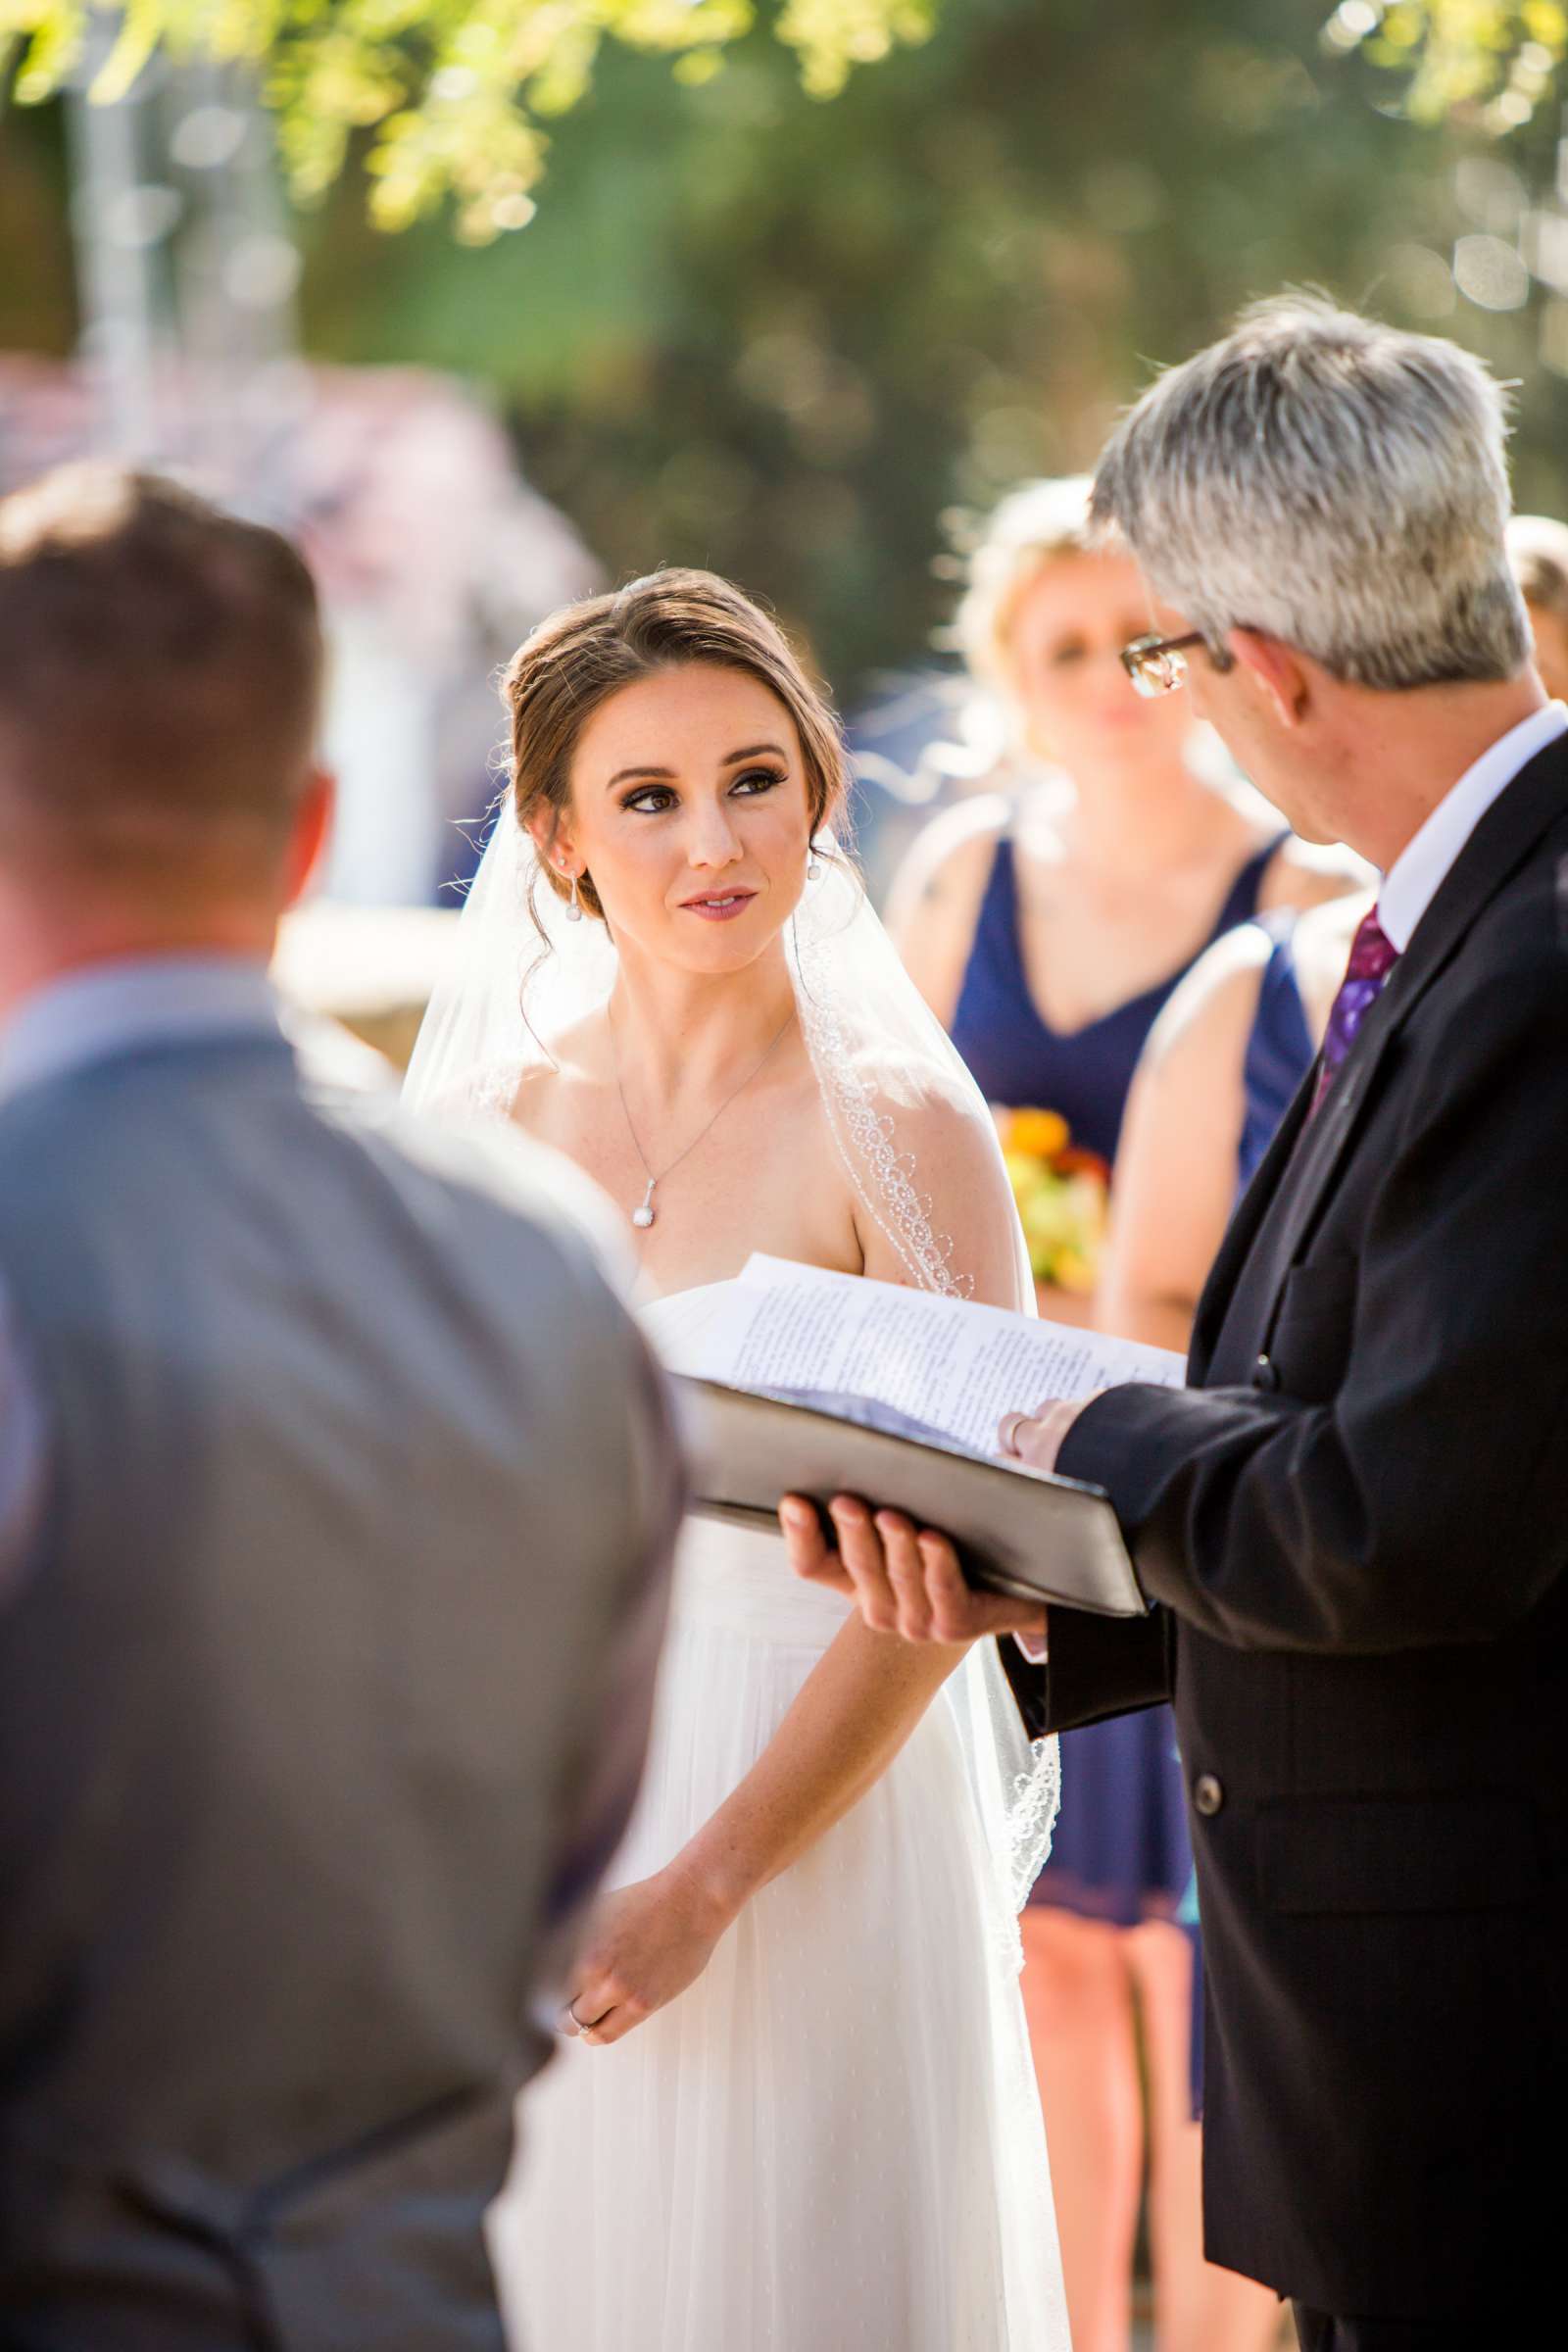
[1100,891,1372,1353]
[1506,511,1568,699]
[887,479,1359,2352]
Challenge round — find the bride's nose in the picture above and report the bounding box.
[684,799,744,868]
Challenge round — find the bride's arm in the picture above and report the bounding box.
[564,1099,1028,2049]
[681,1609,969,1902]
[564,1612,970,2046]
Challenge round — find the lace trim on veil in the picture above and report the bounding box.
[792,922,969,1300]
[789,880,1058,1933]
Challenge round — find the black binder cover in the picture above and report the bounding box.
[672,1377,1148,1618]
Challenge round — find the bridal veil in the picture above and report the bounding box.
[405,800,1060,1923]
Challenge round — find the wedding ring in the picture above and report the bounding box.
[999,1411,1026,1455]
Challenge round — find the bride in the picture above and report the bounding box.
[404,569,1069,2350]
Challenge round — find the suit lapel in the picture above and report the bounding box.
[1229,739,1568,1352]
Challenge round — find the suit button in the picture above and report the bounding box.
[1252,1353,1280,1392]
[1193,1773,1225,1818]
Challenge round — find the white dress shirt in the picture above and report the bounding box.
[1377,700,1568,951]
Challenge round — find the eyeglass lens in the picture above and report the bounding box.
[1131,644,1187,697]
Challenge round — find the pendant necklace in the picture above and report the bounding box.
[612,1004,798,1232]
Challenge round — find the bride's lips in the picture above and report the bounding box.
[678,889,758,922]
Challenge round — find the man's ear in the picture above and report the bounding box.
[282,765,334,909]
[1227,628,1311,728]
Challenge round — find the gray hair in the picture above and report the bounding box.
[1090,295,1531,691]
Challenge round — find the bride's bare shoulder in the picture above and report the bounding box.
[507,1056,560,1130]
[506,1012,605,1139]
[846,1058,1005,1223]
[851,1056,996,1149]
[843,1063,1019,1296]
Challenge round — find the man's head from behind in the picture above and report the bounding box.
[0,464,329,963]
[1092,296,1537,858]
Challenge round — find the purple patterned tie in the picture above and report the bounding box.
[1311,907,1400,1114]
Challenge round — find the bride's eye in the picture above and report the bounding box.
[731,767,785,797]
[621,784,678,814]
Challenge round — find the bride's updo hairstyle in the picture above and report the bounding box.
[503,566,849,924]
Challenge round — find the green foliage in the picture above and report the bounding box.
[10,0,1568,700]
[1323,1,1567,129]
[296,0,1514,692]
[1,0,934,239]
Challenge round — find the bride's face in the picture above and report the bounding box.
[551,663,815,971]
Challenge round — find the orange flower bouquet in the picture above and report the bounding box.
[994,1106,1111,1296]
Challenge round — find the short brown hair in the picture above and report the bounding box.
[503,567,848,923]
[0,464,322,872]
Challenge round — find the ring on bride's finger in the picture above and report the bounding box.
[999,1411,1025,1454]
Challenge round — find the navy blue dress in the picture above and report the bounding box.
[1237,916,1316,1191]
[951,825,1287,1921]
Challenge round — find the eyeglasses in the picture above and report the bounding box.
[1120,630,1236,698]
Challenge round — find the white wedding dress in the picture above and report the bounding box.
[487,1394,1070,2349]
[404,814,1070,2350]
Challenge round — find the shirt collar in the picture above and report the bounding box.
[1378,701,1568,953]
[0,955,282,1105]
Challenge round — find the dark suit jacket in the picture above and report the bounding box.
[1006,738,1568,2317]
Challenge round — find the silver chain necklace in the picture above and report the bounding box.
[611,1004,798,1230]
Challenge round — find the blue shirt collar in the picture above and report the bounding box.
[0,955,283,1105]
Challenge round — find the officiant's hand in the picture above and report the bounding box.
[997,1396,1091,1477]
[561,1863,730,2047]
[779,1495,1048,1646]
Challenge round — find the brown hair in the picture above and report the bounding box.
[0,463,322,874]
[502,567,848,921]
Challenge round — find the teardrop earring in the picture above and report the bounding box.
[564,870,583,923]
[806,849,824,884]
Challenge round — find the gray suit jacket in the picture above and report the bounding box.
[0,1013,678,2350]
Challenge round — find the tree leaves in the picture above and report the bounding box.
[1323,1,1567,131]
[2,0,931,237]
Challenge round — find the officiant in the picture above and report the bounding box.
[783,295,1567,2351]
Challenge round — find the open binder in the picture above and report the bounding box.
[672,1375,1149,1618]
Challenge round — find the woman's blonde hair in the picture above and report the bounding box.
[1506,513,1568,626]
[955,476,1102,692]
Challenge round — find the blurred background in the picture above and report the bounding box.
[4,17,1562,2338]
[4,0,1568,1014]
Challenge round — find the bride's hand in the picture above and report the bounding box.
[562,1866,731,2047]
